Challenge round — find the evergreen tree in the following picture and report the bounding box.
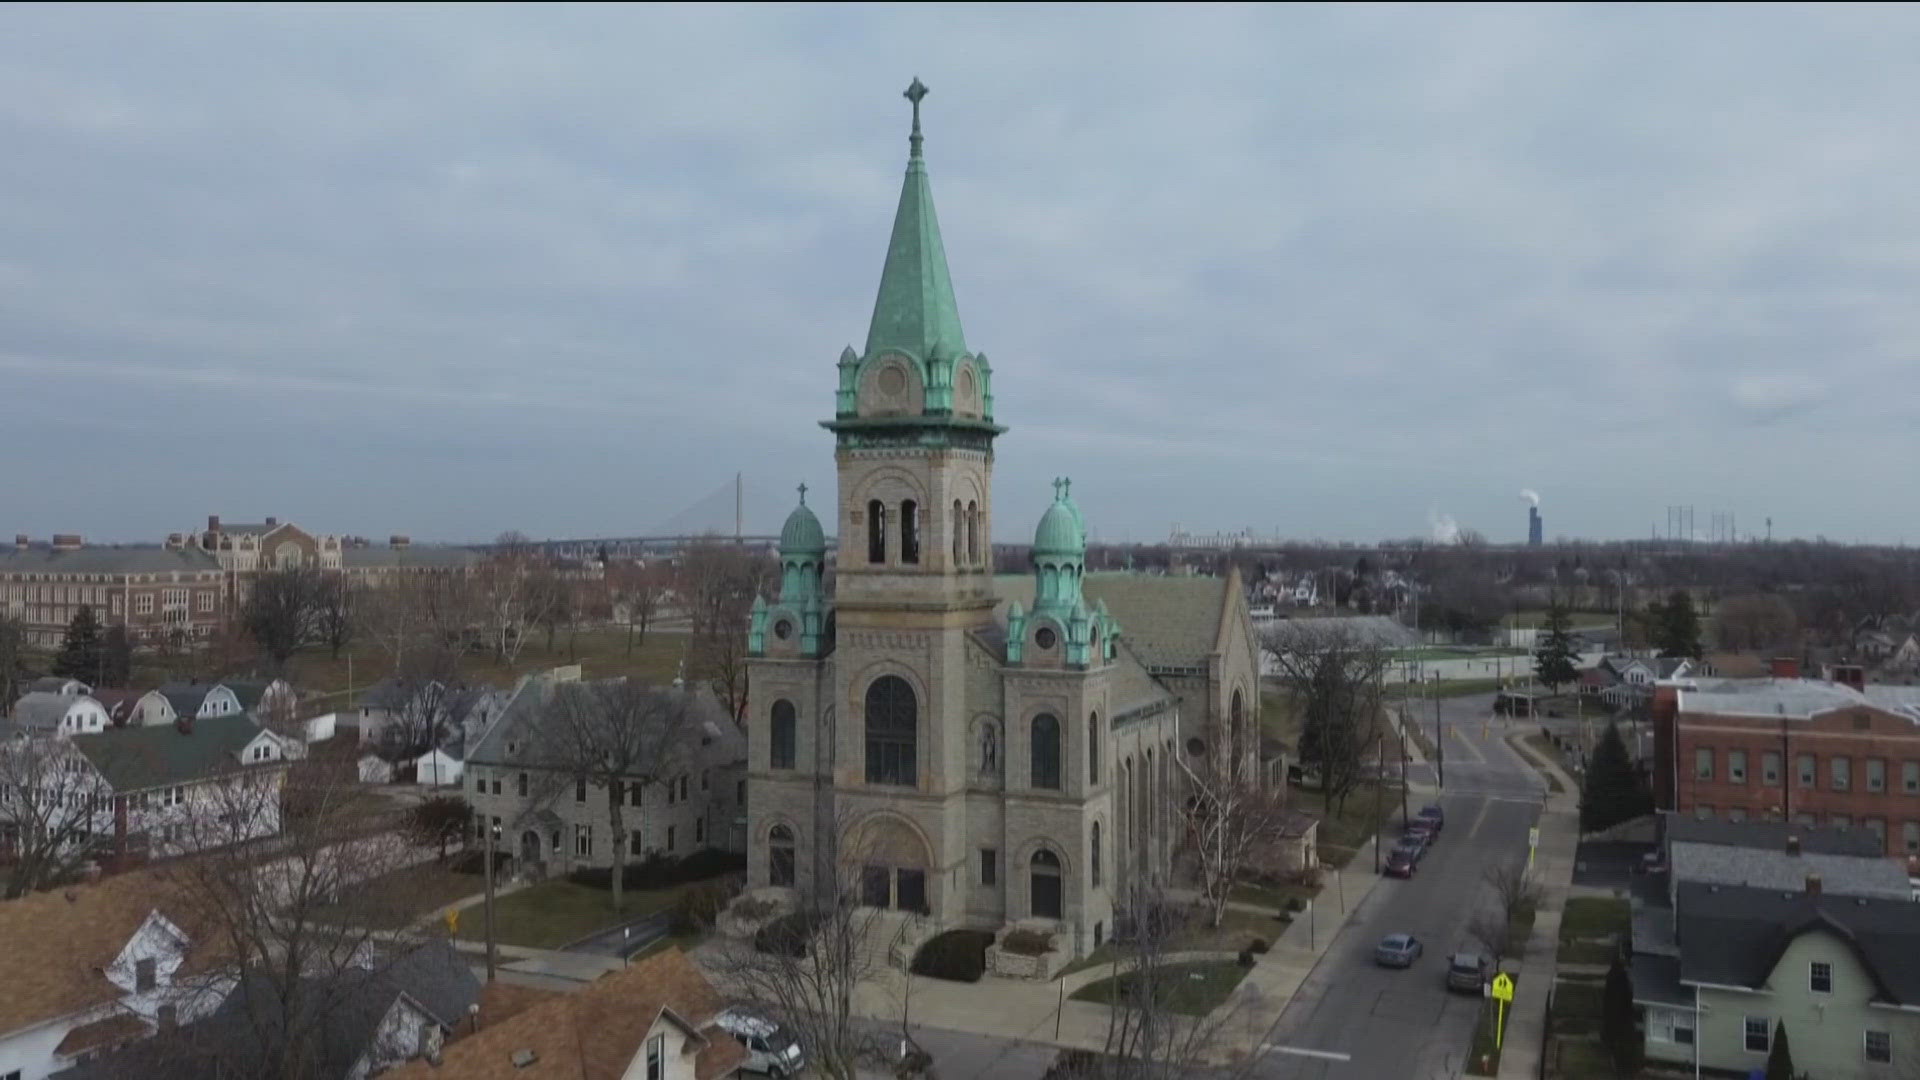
[51,606,105,683]
[1765,1020,1795,1080]
[1601,953,1641,1076]
[1581,722,1654,833]
[101,624,133,688]
[1652,590,1702,659]
[1534,600,1580,692]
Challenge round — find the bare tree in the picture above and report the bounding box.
[1175,746,1294,930]
[311,576,356,661]
[1467,859,1541,967]
[1261,623,1388,815]
[0,735,111,897]
[477,532,549,665]
[244,566,323,667]
[609,560,668,656]
[679,539,772,721]
[361,572,470,675]
[532,678,704,915]
[0,612,29,707]
[373,647,465,766]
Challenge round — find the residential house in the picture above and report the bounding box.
[86,690,142,728]
[1635,879,1920,1078]
[67,715,292,860]
[0,871,231,1080]
[215,679,294,723]
[63,938,481,1080]
[7,693,110,737]
[25,678,91,697]
[382,948,744,1080]
[465,672,747,877]
[124,690,177,728]
[155,684,243,725]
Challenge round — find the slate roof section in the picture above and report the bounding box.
[995,572,1230,670]
[218,679,273,713]
[1666,814,1886,858]
[0,545,221,575]
[468,673,740,771]
[1669,839,1910,900]
[70,714,271,793]
[10,691,88,731]
[27,677,89,695]
[1629,953,1691,1008]
[1674,881,1920,1003]
[157,683,212,717]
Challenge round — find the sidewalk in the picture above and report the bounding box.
[1497,733,1582,1079]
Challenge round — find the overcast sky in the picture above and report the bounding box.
[3,4,1917,546]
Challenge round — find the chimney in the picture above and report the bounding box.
[208,515,220,532]
[390,535,411,550]
[13,534,27,551]
[1771,657,1800,679]
[1833,664,1866,692]
[51,534,83,551]
[265,517,278,528]
[165,532,184,550]
[1786,834,1801,856]
[1805,873,1823,896]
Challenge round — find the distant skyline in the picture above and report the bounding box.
[5,5,1919,545]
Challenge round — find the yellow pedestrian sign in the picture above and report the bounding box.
[443,908,461,937]
[1491,972,1515,1049]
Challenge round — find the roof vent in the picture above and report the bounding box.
[1806,873,1823,896]
[1786,835,1801,856]
[511,1049,539,1068]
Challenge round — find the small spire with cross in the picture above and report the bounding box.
[796,482,808,506]
[904,77,928,158]
[1060,477,1072,499]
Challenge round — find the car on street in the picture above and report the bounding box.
[1417,804,1445,833]
[1401,822,1434,850]
[1446,952,1492,993]
[1374,933,1423,968]
[715,1008,808,1077]
[1385,843,1421,878]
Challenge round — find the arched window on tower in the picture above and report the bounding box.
[1230,688,1246,780]
[1030,849,1063,920]
[867,500,888,564]
[1031,713,1061,790]
[770,700,796,770]
[952,500,963,563]
[966,501,979,564]
[1088,712,1100,784]
[900,500,920,564]
[1091,821,1103,887]
[864,676,917,786]
[769,825,796,887]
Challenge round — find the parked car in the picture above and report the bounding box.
[1417,804,1445,833]
[1375,933,1423,968]
[1446,952,1491,993]
[1385,844,1420,878]
[1401,822,1433,850]
[715,1008,807,1077]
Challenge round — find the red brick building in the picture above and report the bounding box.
[1655,659,1920,858]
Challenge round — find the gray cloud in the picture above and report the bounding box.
[2,4,1917,543]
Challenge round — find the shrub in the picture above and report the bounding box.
[1000,928,1055,956]
[670,879,739,935]
[753,910,823,957]
[1286,896,1307,913]
[568,847,747,892]
[448,850,510,876]
[1237,948,1256,968]
[1041,1050,1112,1080]
[730,896,782,923]
[1248,938,1270,955]
[911,929,995,982]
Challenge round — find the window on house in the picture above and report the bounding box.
[1088,713,1099,784]
[473,773,485,794]
[198,591,214,613]
[1811,961,1833,993]
[647,1033,666,1080]
[1091,821,1102,888]
[629,784,641,807]
[135,958,156,992]
[574,824,591,857]
[517,773,528,797]
[490,778,501,796]
[867,500,888,564]
[1695,747,1714,781]
[1832,814,1853,830]
[980,847,997,886]
[1832,756,1851,791]
[1867,818,1887,850]
[666,825,676,852]
[769,825,795,887]
[1762,751,1781,785]
[666,780,675,806]
[966,501,979,564]
[1744,1017,1770,1053]
[1906,761,1920,794]
[701,769,708,792]
[951,499,964,563]
[679,775,688,801]
[157,1004,177,1030]
[1799,754,1817,786]
[1728,749,1747,784]
[630,832,643,857]
[575,778,587,803]
[1031,713,1062,790]
[1906,821,1920,854]
[900,500,920,564]
[695,817,704,843]
[737,780,745,805]
[135,594,154,615]
[1866,1030,1892,1064]
[1868,758,1887,793]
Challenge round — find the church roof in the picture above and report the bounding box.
[1031,480,1086,557]
[995,573,1230,671]
[864,79,967,363]
[779,490,827,556]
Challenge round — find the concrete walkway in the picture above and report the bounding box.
[1497,732,1582,1079]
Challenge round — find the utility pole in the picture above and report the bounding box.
[1435,676,1445,789]
[1373,732,1385,875]
[483,818,499,982]
[1400,720,1410,828]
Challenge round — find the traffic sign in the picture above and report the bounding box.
[1491,972,1515,1049]
[1491,972,1515,1002]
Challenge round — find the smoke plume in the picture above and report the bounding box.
[1428,509,1461,544]
[1519,488,1541,508]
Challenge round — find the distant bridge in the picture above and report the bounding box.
[531,472,835,561]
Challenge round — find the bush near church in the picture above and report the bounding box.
[911,929,996,982]
[567,848,745,892]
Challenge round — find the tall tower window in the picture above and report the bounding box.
[1031,713,1062,790]
[867,500,888,564]
[770,700,796,770]
[1091,821,1103,888]
[1088,712,1100,784]
[900,500,920,564]
[951,500,963,563]
[1030,849,1063,920]
[769,825,796,887]
[966,501,979,564]
[864,676,917,786]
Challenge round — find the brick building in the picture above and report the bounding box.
[1655,658,1920,858]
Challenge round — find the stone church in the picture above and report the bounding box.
[743,82,1262,961]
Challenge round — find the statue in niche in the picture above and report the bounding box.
[979,721,999,777]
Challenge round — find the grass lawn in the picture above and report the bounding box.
[1229,881,1315,911]
[1069,961,1251,1016]
[1392,647,1526,662]
[1550,976,1604,1038]
[1056,909,1284,979]
[1517,735,1568,793]
[1301,781,1403,865]
[1551,1037,1613,1078]
[1556,939,1617,968]
[456,877,692,950]
[314,861,487,931]
[1465,971,1520,1075]
[1559,898,1630,941]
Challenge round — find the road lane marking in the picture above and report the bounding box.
[1264,1045,1353,1062]
[1450,727,1488,764]
[1467,797,1492,840]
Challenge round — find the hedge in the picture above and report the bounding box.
[754,910,824,957]
[911,929,995,983]
[567,848,746,892]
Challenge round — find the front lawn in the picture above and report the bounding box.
[1070,960,1251,1016]
[1559,897,1630,941]
[313,861,485,931]
[455,878,693,950]
[1056,908,1283,979]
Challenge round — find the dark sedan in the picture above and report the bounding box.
[1417,803,1445,833]
[1385,844,1420,878]
[1375,933,1423,968]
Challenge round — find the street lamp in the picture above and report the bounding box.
[483,819,501,982]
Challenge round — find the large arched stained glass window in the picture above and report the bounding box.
[770,700,796,770]
[865,676,917,786]
[1031,713,1062,790]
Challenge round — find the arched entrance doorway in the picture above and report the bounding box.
[519,830,540,867]
[847,815,931,914]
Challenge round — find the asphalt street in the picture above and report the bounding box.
[1253,694,1545,1080]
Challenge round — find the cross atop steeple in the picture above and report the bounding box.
[797,482,808,505]
[904,77,928,157]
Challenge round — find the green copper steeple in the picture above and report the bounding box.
[865,78,968,362]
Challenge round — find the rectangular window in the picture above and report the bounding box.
[1744,1017,1770,1053]
[1905,821,1919,854]
[1694,805,1714,821]
[134,593,154,615]
[197,591,214,612]
[135,958,156,992]
[1762,751,1781,785]
[473,774,485,794]
[1728,807,1747,822]
[1695,747,1714,781]
[629,784,642,808]
[490,778,501,796]
[1795,811,1818,827]
[109,594,122,616]
[737,780,745,805]
[680,775,689,801]
[1866,1030,1892,1064]
[1832,756,1851,791]
[666,825,676,852]
[1832,814,1852,830]
[1906,761,1920,794]
[575,778,587,803]
[1866,818,1887,850]
[1812,961,1833,993]
[701,769,708,792]
[646,1033,665,1080]
[1798,754,1816,787]
[574,824,591,857]
[517,773,528,797]
[1729,749,1747,784]
[980,847,997,886]
[695,817,704,843]
[630,831,644,857]
[1869,758,1887,793]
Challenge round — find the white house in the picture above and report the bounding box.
[155,684,243,724]
[8,692,110,736]
[125,691,177,728]
[66,716,291,859]
[0,872,231,1080]
[412,747,463,787]
[357,755,394,785]
[215,678,295,722]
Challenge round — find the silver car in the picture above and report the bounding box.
[1374,932,1423,968]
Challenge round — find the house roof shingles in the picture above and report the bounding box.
[10,691,87,730]
[994,572,1232,670]
[1675,881,1920,1003]
[70,714,270,793]
[0,545,222,575]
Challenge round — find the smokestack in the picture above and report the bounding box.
[1528,506,1543,547]
[1832,664,1866,692]
[165,532,184,550]
[1805,873,1822,896]
[1786,835,1801,856]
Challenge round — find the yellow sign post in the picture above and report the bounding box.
[1491,972,1515,1049]
[443,907,461,937]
